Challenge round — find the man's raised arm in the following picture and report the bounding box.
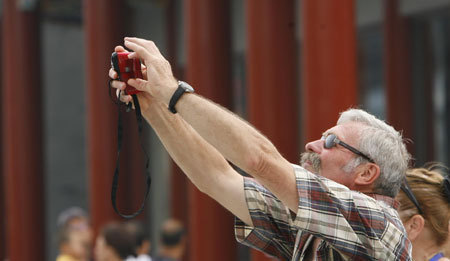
[118,37,298,212]
[128,92,252,225]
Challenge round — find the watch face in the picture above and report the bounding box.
[178,81,194,93]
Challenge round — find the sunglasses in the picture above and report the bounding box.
[322,133,374,163]
[400,181,424,215]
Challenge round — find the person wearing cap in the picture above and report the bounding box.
[56,207,93,261]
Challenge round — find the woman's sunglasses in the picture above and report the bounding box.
[401,181,425,215]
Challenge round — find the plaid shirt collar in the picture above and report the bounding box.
[363,193,400,210]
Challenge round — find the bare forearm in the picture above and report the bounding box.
[143,100,229,189]
[141,100,252,224]
[167,94,297,211]
[164,93,287,178]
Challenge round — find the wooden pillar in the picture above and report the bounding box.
[170,166,189,224]
[446,21,450,166]
[185,0,236,260]
[0,15,4,261]
[84,0,146,235]
[409,19,436,165]
[1,0,44,260]
[246,0,298,260]
[0,141,2,256]
[0,175,3,260]
[384,0,414,155]
[301,0,358,142]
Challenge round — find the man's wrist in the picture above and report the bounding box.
[164,78,178,105]
[159,78,179,105]
[168,81,195,114]
[142,99,168,123]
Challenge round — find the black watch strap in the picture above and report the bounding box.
[168,81,193,114]
[168,86,186,114]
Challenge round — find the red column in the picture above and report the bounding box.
[246,0,299,260]
[84,0,146,235]
[185,0,236,260]
[0,179,3,260]
[0,17,4,261]
[302,0,358,142]
[384,0,414,154]
[0,164,3,260]
[1,1,44,260]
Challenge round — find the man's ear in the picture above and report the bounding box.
[354,163,380,186]
[403,214,425,241]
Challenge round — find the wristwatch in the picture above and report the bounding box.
[168,81,195,114]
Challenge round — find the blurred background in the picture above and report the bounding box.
[1,0,449,260]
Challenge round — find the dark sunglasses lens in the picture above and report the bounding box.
[324,134,336,149]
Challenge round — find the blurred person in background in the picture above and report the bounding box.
[397,165,450,261]
[153,219,186,261]
[56,207,93,261]
[124,220,152,261]
[94,222,136,261]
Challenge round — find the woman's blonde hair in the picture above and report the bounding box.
[397,164,450,246]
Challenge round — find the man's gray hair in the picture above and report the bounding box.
[337,108,410,197]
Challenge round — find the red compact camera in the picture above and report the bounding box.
[111,52,143,95]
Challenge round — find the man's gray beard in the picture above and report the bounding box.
[300,152,321,174]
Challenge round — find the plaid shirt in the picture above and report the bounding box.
[235,164,412,260]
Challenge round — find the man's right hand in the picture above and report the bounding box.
[123,37,179,105]
[108,45,158,114]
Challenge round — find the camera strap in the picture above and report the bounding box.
[111,92,151,219]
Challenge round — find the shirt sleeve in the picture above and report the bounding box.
[234,176,298,260]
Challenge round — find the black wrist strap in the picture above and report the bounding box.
[112,93,151,219]
[168,86,186,114]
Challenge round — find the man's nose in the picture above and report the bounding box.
[305,139,324,153]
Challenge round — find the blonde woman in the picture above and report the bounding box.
[397,165,450,261]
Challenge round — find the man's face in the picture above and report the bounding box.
[301,122,365,188]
